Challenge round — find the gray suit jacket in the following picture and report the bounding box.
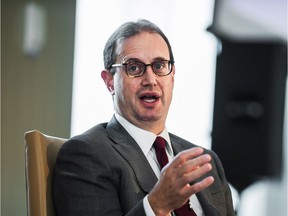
[53,116,235,216]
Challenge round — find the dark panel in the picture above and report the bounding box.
[211,39,287,192]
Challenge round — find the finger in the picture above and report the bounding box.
[177,162,213,188]
[185,176,215,195]
[188,162,213,182]
[171,147,204,168]
[179,154,212,173]
[174,175,214,203]
[178,176,214,199]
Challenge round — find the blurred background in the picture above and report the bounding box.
[2,0,287,215]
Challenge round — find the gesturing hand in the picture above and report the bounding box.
[148,147,214,216]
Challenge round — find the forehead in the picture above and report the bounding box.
[116,32,170,62]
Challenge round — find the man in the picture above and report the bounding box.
[53,19,235,216]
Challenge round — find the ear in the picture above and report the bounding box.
[171,64,176,76]
[171,65,175,82]
[101,70,115,95]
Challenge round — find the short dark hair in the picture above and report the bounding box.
[103,19,175,74]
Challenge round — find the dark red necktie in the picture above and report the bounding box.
[153,137,197,216]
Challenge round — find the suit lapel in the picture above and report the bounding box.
[106,116,158,193]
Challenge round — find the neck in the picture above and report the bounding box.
[116,113,166,135]
[136,121,165,135]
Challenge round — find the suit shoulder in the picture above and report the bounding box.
[59,123,109,152]
[71,122,108,142]
[169,133,217,156]
[169,132,196,146]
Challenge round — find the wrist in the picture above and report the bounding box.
[148,194,172,216]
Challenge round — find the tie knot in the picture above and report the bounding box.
[154,136,166,149]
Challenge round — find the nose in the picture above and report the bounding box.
[141,65,157,86]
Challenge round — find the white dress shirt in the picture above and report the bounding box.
[115,113,204,216]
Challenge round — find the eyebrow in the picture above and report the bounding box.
[123,57,168,63]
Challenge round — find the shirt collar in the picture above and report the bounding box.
[115,113,173,157]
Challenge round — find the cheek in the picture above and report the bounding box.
[114,76,137,100]
[167,76,175,91]
[164,80,175,102]
[113,74,125,92]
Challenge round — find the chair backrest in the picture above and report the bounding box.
[24,130,67,216]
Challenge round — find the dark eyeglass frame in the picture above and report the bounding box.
[110,59,174,77]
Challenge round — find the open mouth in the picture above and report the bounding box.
[140,94,160,103]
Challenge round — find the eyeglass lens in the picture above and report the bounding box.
[125,60,171,77]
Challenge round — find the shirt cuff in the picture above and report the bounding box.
[143,195,156,216]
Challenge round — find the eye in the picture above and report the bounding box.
[153,61,166,71]
[126,62,141,72]
[127,64,137,72]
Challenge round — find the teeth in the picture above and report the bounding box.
[143,98,156,102]
[141,95,158,103]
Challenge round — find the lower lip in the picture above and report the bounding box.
[140,98,159,107]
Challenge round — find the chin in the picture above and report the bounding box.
[139,114,162,122]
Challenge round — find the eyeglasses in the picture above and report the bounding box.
[110,60,174,77]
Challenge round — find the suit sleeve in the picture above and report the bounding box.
[52,138,146,216]
[210,150,236,216]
